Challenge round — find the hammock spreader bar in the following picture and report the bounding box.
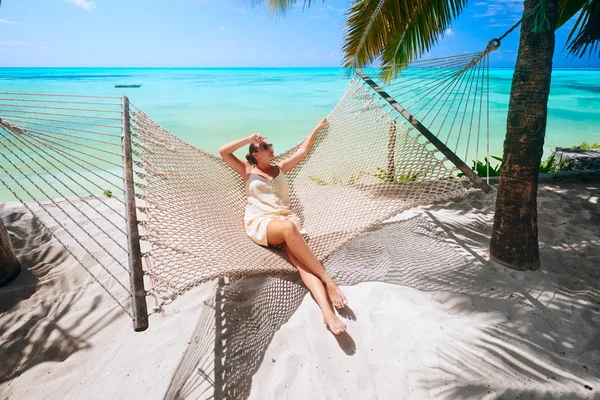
[121,96,148,332]
[355,69,492,193]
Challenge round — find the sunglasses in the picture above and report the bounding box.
[256,143,273,152]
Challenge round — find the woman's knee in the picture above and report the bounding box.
[281,221,300,239]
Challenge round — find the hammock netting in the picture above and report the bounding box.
[0,59,493,326]
[131,79,470,303]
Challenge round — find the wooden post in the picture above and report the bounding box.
[355,69,492,193]
[387,120,397,182]
[121,96,149,332]
[0,217,21,287]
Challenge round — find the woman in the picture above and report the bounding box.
[218,118,348,335]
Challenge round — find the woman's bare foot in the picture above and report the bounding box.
[323,313,347,335]
[324,277,348,309]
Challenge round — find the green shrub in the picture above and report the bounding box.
[540,152,569,173]
[539,153,556,173]
[459,156,502,178]
[371,167,420,183]
[574,142,600,150]
[308,167,420,186]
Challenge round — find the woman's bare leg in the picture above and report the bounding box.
[283,244,346,335]
[267,220,348,308]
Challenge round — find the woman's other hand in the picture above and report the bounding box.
[315,118,329,131]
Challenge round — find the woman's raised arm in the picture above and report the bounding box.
[279,118,328,174]
[219,134,264,178]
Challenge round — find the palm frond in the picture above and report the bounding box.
[563,0,600,57]
[342,0,413,69]
[241,0,319,16]
[342,0,469,82]
[556,0,587,28]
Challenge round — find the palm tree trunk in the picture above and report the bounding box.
[489,0,559,270]
[0,218,21,286]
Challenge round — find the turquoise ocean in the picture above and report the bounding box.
[0,67,599,201]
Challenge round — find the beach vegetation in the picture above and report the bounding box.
[103,190,113,198]
[539,153,557,173]
[309,167,420,185]
[255,0,599,271]
[371,167,420,183]
[461,153,571,176]
[458,156,503,178]
[574,142,600,150]
[539,153,570,173]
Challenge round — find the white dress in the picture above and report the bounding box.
[244,166,307,246]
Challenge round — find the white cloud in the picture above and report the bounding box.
[473,0,522,19]
[64,0,96,12]
[445,28,455,37]
[0,19,16,24]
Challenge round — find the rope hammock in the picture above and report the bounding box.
[0,41,500,331]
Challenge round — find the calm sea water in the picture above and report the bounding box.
[0,67,599,201]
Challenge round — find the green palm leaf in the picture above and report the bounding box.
[556,0,587,28]
[343,0,468,82]
[244,0,597,66]
[242,0,317,16]
[561,0,600,57]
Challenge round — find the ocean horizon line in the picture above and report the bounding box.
[1,66,599,70]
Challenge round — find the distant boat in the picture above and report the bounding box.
[114,84,143,88]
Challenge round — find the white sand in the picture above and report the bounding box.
[1,182,599,399]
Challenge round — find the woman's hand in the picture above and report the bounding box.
[315,118,329,131]
[248,133,266,144]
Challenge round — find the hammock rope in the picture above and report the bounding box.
[1,48,501,331]
[0,130,131,267]
[0,173,134,319]
[0,124,128,237]
[0,161,132,297]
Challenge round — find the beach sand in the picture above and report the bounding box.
[0,182,599,399]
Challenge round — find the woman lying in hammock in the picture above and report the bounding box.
[219,118,348,335]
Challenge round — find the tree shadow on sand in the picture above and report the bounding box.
[414,184,600,399]
[0,207,123,387]
[164,184,600,399]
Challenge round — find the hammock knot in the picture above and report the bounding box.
[486,39,501,53]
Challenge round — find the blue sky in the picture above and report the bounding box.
[0,0,598,68]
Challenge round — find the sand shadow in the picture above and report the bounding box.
[414,184,600,398]
[0,291,120,385]
[165,184,600,400]
[164,210,490,399]
[0,206,123,386]
[1,206,73,312]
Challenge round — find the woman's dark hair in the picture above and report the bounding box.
[246,143,258,165]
